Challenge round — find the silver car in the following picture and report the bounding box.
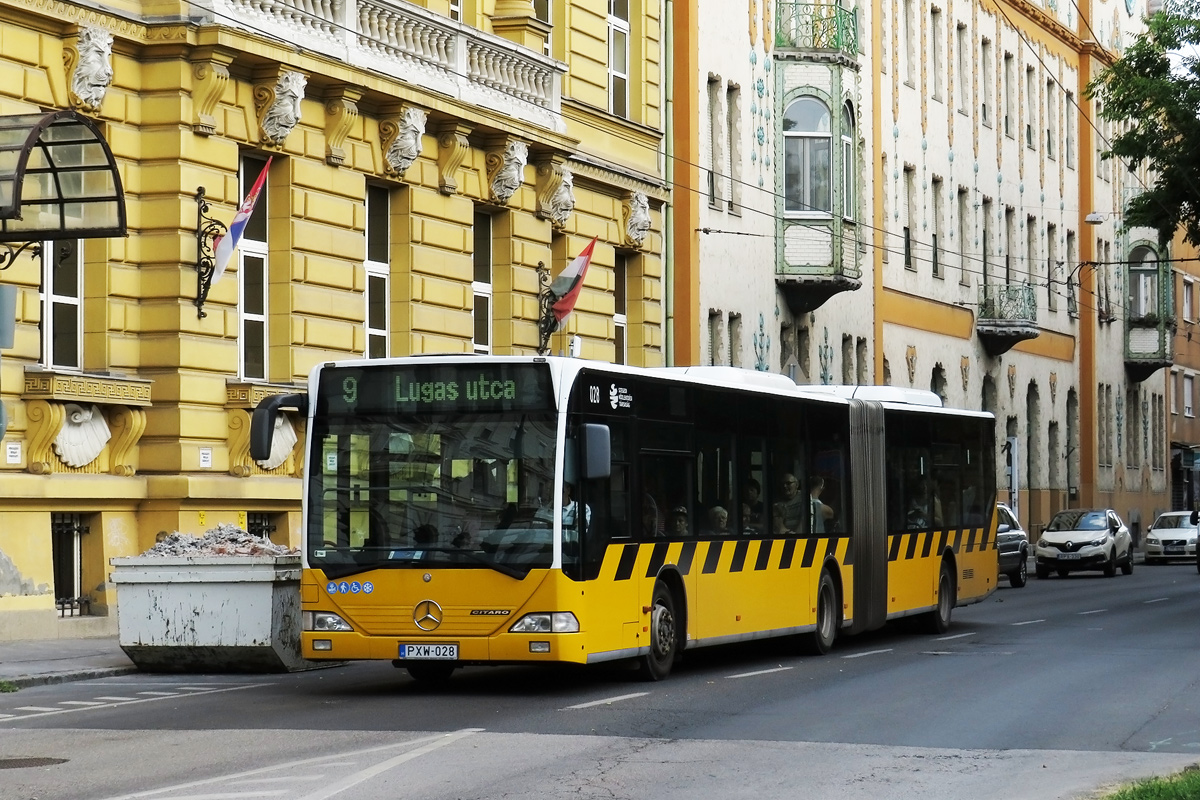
[1035,508,1134,579]
[1144,511,1198,565]
[995,503,1028,587]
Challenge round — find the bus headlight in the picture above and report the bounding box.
[508,612,579,633]
[303,611,353,632]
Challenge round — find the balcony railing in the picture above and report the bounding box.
[775,2,858,56]
[979,282,1036,322]
[209,0,564,130]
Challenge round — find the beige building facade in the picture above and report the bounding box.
[0,0,668,640]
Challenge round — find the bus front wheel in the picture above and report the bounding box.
[638,582,678,681]
[803,570,839,655]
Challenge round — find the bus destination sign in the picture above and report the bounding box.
[317,363,554,416]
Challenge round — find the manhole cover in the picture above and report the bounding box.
[0,757,68,769]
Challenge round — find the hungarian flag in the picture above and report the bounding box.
[545,237,597,333]
[212,157,272,288]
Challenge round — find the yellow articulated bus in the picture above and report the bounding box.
[251,356,998,682]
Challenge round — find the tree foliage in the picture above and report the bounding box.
[1087,6,1200,247]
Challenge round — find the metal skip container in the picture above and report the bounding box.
[109,554,314,673]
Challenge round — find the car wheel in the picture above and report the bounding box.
[1121,546,1134,575]
[1103,547,1117,577]
[1036,563,1050,579]
[1008,552,1028,588]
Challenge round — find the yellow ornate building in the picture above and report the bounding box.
[0,0,668,639]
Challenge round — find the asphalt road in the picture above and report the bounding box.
[3,560,1199,800]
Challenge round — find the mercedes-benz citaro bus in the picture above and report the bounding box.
[250,355,998,682]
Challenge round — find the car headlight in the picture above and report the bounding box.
[1088,534,1109,547]
[1146,535,1160,545]
[509,612,580,633]
[303,611,353,632]
[1037,537,1050,548]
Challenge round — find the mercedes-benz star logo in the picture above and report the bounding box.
[413,599,443,631]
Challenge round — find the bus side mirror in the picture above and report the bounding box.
[582,423,611,480]
[251,393,309,462]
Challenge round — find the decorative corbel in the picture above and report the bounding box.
[190,49,236,136]
[436,122,473,195]
[485,138,529,206]
[622,190,652,249]
[380,105,428,178]
[324,85,362,167]
[255,68,307,149]
[65,25,114,114]
[536,157,575,229]
[25,400,66,475]
[108,405,146,477]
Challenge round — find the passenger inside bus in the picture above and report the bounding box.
[809,475,835,533]
[642,494,662,537]
[741,478,764,533]
[668,506,690,537]
[773,473,807,535]
[705,505,730,535]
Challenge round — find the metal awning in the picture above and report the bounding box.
[0,109,126,243]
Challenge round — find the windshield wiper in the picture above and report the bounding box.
[314,546,530,580]
[419,546,529,579]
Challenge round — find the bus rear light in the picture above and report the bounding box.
[508,612,579,633]
[304,611,353,632]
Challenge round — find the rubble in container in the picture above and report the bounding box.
[142,523,298,557]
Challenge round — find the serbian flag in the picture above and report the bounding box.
[546,237,597,333]
[211,157,272,288]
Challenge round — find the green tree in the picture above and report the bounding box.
[1087,5,1200,247]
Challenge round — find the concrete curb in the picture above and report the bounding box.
[4,666,139,691]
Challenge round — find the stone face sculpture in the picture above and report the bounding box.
[70,26,114,112]
[384,107,428,176]
[261,70,307,147]
[625,191,651,247]
[489,141,528,205]
[547,168,576,228]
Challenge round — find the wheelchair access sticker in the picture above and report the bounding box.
[326,581,373,595]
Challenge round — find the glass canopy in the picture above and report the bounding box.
[0,109,126,242]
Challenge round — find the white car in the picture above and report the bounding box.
[1035,508,1134,579]
[1144,511,1198,565]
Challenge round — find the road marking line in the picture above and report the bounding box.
[14,707,59,712]
[137,691,179,696]
[1145,597,1170,604]
[233,777,326,784]
[842,649,892,659]
[1078,609,1107,615]
[1011,619,1045,626]
[936,632,976,641]
[561,692,650,710]
[0,685,266,724]
[94,696,137,701]
[727,666,793,679]
[0,715,14,719]
[59,701,107,706]
[93,729,484,800]
[155,793,284,799]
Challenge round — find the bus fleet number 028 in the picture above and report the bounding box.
[399,643,458,660]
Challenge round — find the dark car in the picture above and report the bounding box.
[995,503,1028,587]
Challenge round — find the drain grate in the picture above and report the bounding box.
[0,757,68,769]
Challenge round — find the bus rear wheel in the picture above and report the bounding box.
[803,570,839,655]
[638,582,678,681]
[921,561,955,634]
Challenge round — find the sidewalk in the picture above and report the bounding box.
[0,636,137,690]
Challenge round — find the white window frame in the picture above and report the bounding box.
[41,239,83,371]
[1171,370,1179,415]
[783,96,833,217]
[237,156,270,381]
[1186,374,1195,418]
[841,102,855,221]
[981,39,993,126]
[533,0,551,56]
[956,23,969,113]
[365,187,390,359]
[614,252,627,365]
[1184,277,1194,321]
[449,0,460,21]
[608,0,630,119]
[930,8,943,101]
[473,211,492,355]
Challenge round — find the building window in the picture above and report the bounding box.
[1004,207,1015,283]
[841,102,855,220]
[930,8,943,101]
[1026,215,1037,284]
[1046,81,1057,159]
[957,23,969,113]
[533,0,551,56]
[365,185,390,359]
[449,0,460,21]
[708,310,723,366]
[238,154,269,381]
[931,176,943,278]
[608,0,630,119]
[1186,374,1195,418]
[1025,66,1037,149]
[981,38,993,126]
[1184,277,1194,321]
[472,210,492,354]
[51,513,89,617]
[41,239,82,370]
[729,312,742,367]
[1047,223,1058,311]
[903,165,915,269]
[614,253,627,365]
[783,97,832,215]
[1066,230,1078,316]
[707,75,723,207]
[1129,246,1158,319]
[1003,53,1014,138]
[903,0,915,85]
[1065,91,1075,168]
[728,83,742,212]
[981,198,992,283]
[958,188,970,284]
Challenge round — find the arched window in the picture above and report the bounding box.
[841,102,855,220]
[783,97,831,215]
[1128,245,1159,319]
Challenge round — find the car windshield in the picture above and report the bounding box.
[1152,514,1192,530]
[1046,510,1108,531]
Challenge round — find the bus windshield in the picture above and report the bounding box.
[306,362,559,578]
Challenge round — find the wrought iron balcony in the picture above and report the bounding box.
[976,282,1039,356]
[1125,312,1174,382]
[775,1,859,57]
[208,0,565,132]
